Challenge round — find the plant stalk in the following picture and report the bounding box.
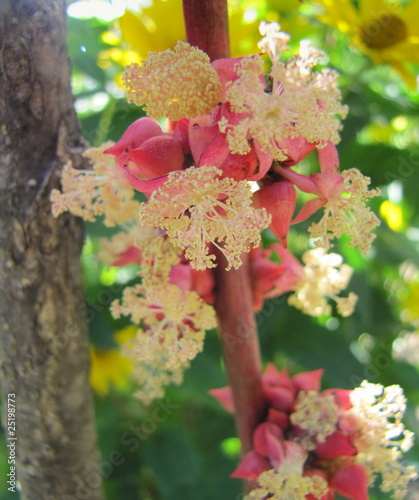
[182,0,266,459]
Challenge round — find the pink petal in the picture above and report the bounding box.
[338,413,359,433]
[188,117,219,166]
[253,181,296,247]
[276,164,319,194]
[315,430,357,459]
[212,57,242,100]
[112,246,141,267]
[323,389,353,410]
[277,136,317,167]
[311,173,344,201]
[208,387,235,413]
[219,149,259,180]
[128,135,184,179]
[253,422,284,457]
[122,165,170,195]
[248,140,273,181]
[270,244,302,270]
[166,118,191,155]
[105,117,163,156]
[293,369,324,392]
[249,249,287,311]
[230,451,270,481]
[292,197,325,224]
[190,268,216,304]
[262,364,293,389]
[169,264,192,292]
[198,131,231,168]
[329,462,369,500]
[318,141,340,175]
[266,432,286,468]
[267,408,290,429]
[263,385,295,412]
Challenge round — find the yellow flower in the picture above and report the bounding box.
[399,278,419,327]
[379,200,405,232]
[109,0,262,64]
[316,0,419,87]
[89,326,136,396]
[117,0,186,60]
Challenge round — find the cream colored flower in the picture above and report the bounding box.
[139,166,271,270]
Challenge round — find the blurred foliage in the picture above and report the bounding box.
[1,0,419,499]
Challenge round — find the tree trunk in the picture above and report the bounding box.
[0,1,104,499]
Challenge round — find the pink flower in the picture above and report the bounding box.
[169,261,216,304]
[249,244,301,311]
[275,142,380,253]
[210,365,370,500]
[105,117,185,195]
[211,366,416,499]
[189,102,273,182]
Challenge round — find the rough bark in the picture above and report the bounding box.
[0,1,104,499]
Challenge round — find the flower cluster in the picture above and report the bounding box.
[308,168,381,254]
[122,41,221,120]
[50,142,140,226]
[139,166,271,270]
[109,230,217,402]
[250,244,357,317]
[222,24,347,161]
[211,365,417,499]
[50,21,381,402]
[112,281,216,403]
[53,22,380,275]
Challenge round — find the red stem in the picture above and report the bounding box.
[182,0,266,459]
[182,0,230,60]
[214,252,266,455]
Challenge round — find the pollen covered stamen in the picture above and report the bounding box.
[290,391,339,449]
[350,381,418,499]
[50,142,140,226]
[247,469,328,500]
[122,41,221,120]
[139,166,271,270]
[222,22,347,161]
[288,248,358,317]
[309,168,380,254]
[111,283,216,403]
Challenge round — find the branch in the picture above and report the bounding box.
[181,0,266,459]
[182,0,230,60]
[214,253,266,455]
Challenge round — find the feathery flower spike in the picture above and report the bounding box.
[309,168,381,254]
[350,381,418,499]
[139,166,271,270]
[111,283,216,403]
[288,247,358,317]
[50,142,140,226]
[122,41,221,120]
[221,22,347,161]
